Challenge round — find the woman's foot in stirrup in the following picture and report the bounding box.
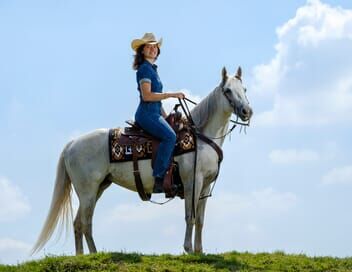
[153,176,164,193]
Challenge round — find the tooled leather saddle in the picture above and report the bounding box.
[108,111,195,201]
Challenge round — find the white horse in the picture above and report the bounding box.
[31,66,253,255]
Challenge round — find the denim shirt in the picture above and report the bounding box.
[136,60,163,113]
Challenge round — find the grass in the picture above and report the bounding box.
[1,251,352,271]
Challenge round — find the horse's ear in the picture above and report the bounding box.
[221,66,228,86]
[236,66,242,80]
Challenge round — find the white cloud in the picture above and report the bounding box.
[269,148,320,164]
[103,200,182,224]
[0,177,30,222]
[0,238,31,265]
[90,187,297,255]
[251,0,352,126]
[202,188,298,250]
[95,198,185,253]
[209,188,298,218]
[103,188,297,226]
[322,165,352,185]
[162,89,202,115]
[99,188,297,242]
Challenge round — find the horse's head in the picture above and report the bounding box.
[220,66,253,122]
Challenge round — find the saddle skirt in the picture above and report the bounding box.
[109,114,195,163]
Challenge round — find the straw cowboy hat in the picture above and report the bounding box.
[131,32,163,51]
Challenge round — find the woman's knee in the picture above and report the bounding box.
[167,130,176,143]
[160,129,176,144]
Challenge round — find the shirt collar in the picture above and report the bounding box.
[144,60,158,70]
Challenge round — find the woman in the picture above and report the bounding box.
[131,32,185,193]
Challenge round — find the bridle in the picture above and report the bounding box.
[182,84,251,139]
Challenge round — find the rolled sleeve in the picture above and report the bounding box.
[139,78,152,85]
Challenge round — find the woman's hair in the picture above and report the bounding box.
[132,44,161,70]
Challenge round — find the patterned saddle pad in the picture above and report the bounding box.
[109,126,195,163]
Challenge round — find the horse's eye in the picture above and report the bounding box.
[224,88,231,94]
[244,87,247,93]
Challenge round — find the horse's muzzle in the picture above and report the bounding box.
[238,105,253,121]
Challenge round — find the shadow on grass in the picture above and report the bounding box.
[106,252,247,270]
[175,253,247,270]
[108,252,143,264]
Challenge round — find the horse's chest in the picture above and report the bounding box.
[199,152,219,181]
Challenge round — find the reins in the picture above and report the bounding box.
[149,198,174,205]
[149,92,250,207]
[177,98,197,216]
[181,97,250,138]
[177,94,250,217]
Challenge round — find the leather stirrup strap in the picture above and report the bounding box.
[132,142,151,201]
[163,163,176,198]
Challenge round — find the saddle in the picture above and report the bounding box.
[108,112,195,201]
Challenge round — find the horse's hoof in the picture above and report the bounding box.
[184,245,193,254]
[194,248,203,254]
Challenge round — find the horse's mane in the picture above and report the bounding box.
[190,86,221,130]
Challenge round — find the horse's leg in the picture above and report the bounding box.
[194,184,211,254]
[79,193,98,254]
[73,178,111,255]
[96,177,112,201]
[74,208,83,255]
[183,183,195,253]
[183,175,204,254]
[85,178,113,253]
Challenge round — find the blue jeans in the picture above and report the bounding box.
[135,103,176,178]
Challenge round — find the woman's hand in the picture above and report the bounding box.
[169,92,185,99]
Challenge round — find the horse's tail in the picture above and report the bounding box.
[30,141,73,255]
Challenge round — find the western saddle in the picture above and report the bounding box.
[109,110,195,201]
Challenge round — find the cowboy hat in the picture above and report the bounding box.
[131,32,163,51]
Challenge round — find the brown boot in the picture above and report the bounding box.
[153,177,164,193]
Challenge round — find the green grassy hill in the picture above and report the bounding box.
[1,251,352,272]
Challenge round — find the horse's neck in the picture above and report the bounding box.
[199,88,232,147]
[201,110,231,147]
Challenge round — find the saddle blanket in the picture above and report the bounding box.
[109,127,195,163]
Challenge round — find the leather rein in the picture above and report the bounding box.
[177,89,250,217]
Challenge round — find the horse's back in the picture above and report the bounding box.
[64,128,111,185]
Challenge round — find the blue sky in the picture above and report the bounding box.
[1,0,352,265]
